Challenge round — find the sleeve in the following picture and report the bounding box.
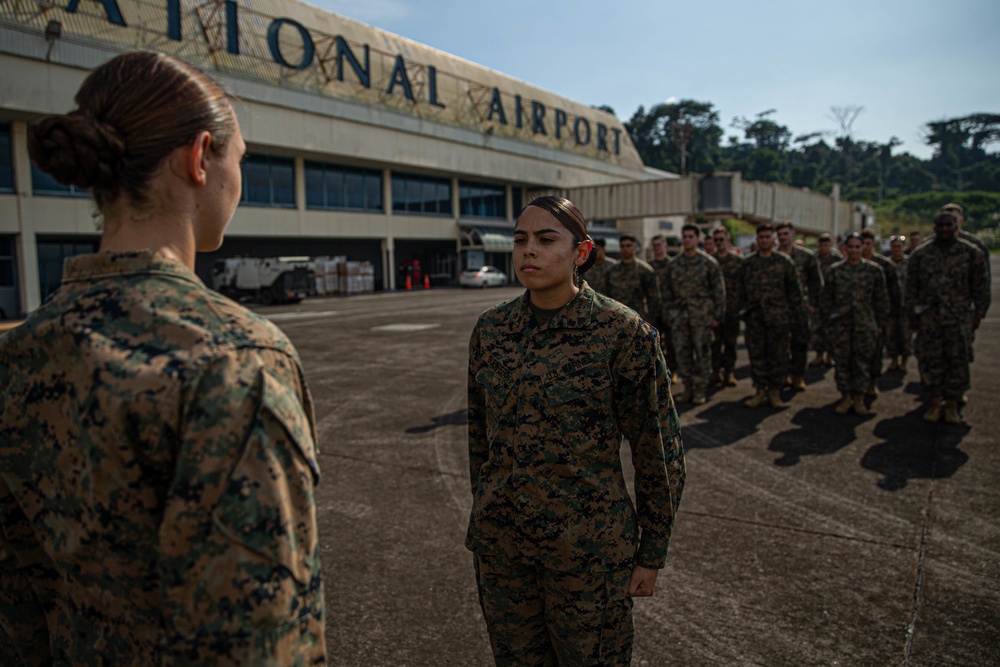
[808,255,823,310]
[736,260,748,315]
[467,325,488,496]
[0,477,53,667]
[709,259,725,322]
[883,260,901,312]
[819,267,834,324]
[904,253,921,319]
[158,346,326,666]
[786,261,805,312]
[614,325,685,569]
[643,268,661,318]
[872,267,889,330]
[970,247,991,322]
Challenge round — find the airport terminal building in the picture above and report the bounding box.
[0,0,673,317]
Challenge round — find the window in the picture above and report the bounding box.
[0,236,14,287]
[511,187,523,216]
[392,172,451,216]
[459,181,506,219]
[305,162,382,212]
[241,154,295,208]
[0,124,13,194]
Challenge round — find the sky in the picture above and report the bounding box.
[310,0,999,160]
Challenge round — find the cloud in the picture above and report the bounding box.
[665,96,679,104]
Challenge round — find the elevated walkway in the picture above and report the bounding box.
[530,172,873,236]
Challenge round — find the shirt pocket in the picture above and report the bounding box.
[212,367,321,586]
[544,362,613,457]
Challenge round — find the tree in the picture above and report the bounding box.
[625,100,723,175]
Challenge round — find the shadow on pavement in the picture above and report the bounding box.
[681,399,771,449]
[768,404,867,467]
[861,408,971,491]
[405,409,468,434]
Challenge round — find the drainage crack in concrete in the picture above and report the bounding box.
[903,432,937,666]
[322,450,467,479]
[681,509,914,550]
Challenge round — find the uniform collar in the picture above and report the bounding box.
[506,282,597,334]
[62,250,202,286]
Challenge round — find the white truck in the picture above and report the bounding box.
[212,257,315,304]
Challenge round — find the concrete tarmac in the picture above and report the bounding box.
[196,257,1000,664]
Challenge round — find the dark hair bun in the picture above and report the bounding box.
[28,112,125,191]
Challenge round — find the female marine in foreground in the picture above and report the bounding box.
[466,196,686,666]
[0,52,326,664]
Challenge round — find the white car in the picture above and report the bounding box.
[459,265,508,288]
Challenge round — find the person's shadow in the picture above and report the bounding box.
[768,405,867,467]
[682,398,771,449]
[405,409,468,434]
[861,409,970,490]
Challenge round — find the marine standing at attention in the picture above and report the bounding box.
[649,234,679,382]
[821,233,889,415]
[711,225,744,387]
[585,237,618,295]
[810,232,843,367]
[467,196,685,666]
[605,234,660,324]
[776,221,822,391]
[738,223,805,409]
[0,51,326,664]
[663,224,725,405]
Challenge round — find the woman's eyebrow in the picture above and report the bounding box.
[514,228,562,236]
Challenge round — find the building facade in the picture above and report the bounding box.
[0,0,670,317]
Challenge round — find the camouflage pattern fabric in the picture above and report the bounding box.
[867,254,900,381]
[584,256,618,296]
[886,255,912,359]
[737,252,804,390]
[663,250,725,390]
[780,245,823,378]
[648,257,678,377]
[712,252,744,375]
[919,229,990,279]
[604,259,660,323]
[906,238,991,400]
[467,283,684,663]
[0,251,327,666]
[812,249,844,354]
[820,260,889,393]
[474,554,633,667]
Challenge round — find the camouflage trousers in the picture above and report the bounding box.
[656,318,679,378]
[787,315,811,378]
[868,328,887,380]
[916,322,972,400]
[885,313,911,358]
[712,311,740,374]
[670,315,713,390]
[830,322,878,394]
[811,323,830,354]
[744,314,789,390]
[474,554,634,667]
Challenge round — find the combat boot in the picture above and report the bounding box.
[886,357,900,371]
[834,392,852,414]
[677,387,693,403]
[710,369,724,385]
[745,388,768,408]
[824,352,835,367]
[922,397,942,423]
[724,370,738,387]
[809,352,825,367]
[866,379,879,398]
[943,400,961,425]
[692,389,707,405]
[767,388,786,408]
[790,376,807,392]
[852,393,869,416]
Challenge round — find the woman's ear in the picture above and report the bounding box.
[576,239,594,265]
[186,131,213,186]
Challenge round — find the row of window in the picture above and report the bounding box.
[0,125,514,219]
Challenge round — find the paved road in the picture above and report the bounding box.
[223,257,997,665]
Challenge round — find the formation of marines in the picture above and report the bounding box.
[589,202,991,424]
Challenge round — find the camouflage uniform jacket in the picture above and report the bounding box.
[820,259,889,331]
[736,251,804,322]
[648,257,671,309]
[868,253,901,315]
[890,255,908,289]
[584,256,618,295]
[0,251,326,666]
[663,250,725,326]
[466,284,685,572]
[919,229,989,277]
[780,245,823,312]
[817,249,844,284]
[713,252,744,316]
[906,238,991,325]
[605,258,659,322]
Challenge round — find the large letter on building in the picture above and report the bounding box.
[65,0,126,26]
[386,55,414,101]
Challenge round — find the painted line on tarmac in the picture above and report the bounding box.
[264,311,342,322]
[370,323,440,332]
